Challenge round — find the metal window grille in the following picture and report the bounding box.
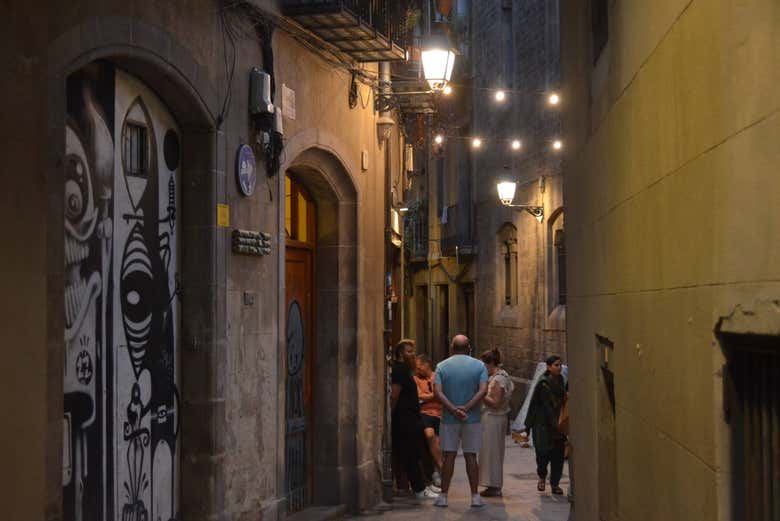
[555,229,566,305]
[725,340,780,521]
[124,123,148,177]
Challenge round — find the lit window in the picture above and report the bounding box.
[285,174,315,244]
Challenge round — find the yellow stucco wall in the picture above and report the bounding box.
[563,1,779,520]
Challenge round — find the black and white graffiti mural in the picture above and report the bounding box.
[64,62,180,521]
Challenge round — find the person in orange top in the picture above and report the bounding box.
[415,354,444,485]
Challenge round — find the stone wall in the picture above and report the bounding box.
[0,2,395,520]
[561,0,780,519]
[470,0,566,402]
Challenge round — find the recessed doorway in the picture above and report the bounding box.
[285,174,316,513]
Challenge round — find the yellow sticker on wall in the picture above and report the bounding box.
[217,204,230,227]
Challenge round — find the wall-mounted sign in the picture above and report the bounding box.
[282,84,296,120]
[236,144,256,196]
[232,229,272,256]
[217,204,230,227]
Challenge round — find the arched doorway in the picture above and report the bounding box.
[284,174,316,513]
[282,146,358,511]
[63,62,181,521]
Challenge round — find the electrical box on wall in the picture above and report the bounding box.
[249,68,274,115]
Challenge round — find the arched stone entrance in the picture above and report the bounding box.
[47,20,219,520]
[283,146,358,511]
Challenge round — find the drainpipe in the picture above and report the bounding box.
[378,60,395,503]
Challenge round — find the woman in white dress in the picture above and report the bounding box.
[478,349,514,497]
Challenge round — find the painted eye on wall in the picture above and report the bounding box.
[65,156,87,222]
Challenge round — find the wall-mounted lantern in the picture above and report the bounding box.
[497,179,544,222]
[421,35,456,91]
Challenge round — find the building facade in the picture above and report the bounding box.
[403,0,566,411]
[561,1,780,520]
[1,2,408,520]
[470,0,566,398]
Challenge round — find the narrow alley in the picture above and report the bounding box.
[3,1,778,521]
[349,439,570,521]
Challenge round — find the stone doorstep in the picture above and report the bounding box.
[286,505,348,521]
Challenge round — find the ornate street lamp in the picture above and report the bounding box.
[497,180,544,222]
[421,35,456,91]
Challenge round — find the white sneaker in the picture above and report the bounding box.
[415,487,440,500]
[427,484,442,494]
[432,471,442,487]
[434,494,448,507]
[471,493,485,507]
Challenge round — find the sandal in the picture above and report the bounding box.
[537,479,545,492]
[551,485,564,495]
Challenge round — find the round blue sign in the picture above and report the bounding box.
[236,144,256,196]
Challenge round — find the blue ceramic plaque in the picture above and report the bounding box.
[236,144,256,196]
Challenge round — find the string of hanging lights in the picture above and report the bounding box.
[401,28,563,221]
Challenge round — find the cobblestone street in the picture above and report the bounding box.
[349,438,570,521]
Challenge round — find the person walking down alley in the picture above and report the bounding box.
[433,335,489,508]
[414,354,444,487]
[478,348,515,497]
[391,339,440,500]
[526,355,568,495]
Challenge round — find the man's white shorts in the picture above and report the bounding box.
[440,422,483,454]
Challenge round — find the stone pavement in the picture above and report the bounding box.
[348,437,571,521]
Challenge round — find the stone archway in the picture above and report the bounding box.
[47,21,220,520]
[283,146,358,509]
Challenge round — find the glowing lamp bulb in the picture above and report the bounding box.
[511,139,522,150]
[495,90,506,102]
[443,85,453,95]
[434,134,444,145]
[548,93,560,105]
[552,140,563,151]
[472,138,482,149]
[497,181,517,206]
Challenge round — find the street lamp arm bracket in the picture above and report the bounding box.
[506,204,544,222]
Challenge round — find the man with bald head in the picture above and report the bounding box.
[433,335,489,507]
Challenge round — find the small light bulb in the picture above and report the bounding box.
[472,138,482,149]
[443,85,453,95]
[552,139,563,150]
[511,139,522,150]
[548,93,560,105]
[495,90,506,102]
[434,134,444,145]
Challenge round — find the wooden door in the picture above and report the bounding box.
[284,175,315,513]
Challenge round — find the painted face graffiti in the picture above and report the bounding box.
[64,64,180,521]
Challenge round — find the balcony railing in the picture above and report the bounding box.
[282,0,408,62]
[403,200,428,260]
[440,203,475,258]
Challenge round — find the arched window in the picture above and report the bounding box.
[548,209,566,310]
[498,223,518,307]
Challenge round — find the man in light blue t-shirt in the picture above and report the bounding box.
[433,335,488,508]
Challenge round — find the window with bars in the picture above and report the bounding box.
[498,223,518,308]
[123,123,148,177]
[724,338,780,521]
[555,229,567,305]
[503,238,518,307]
